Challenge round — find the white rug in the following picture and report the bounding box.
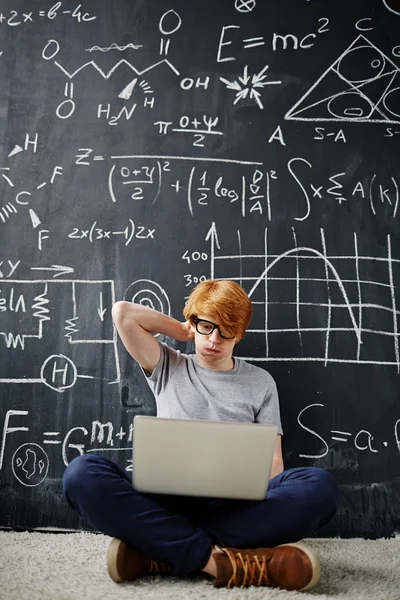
[1,531,399,600]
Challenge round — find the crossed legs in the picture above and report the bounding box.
[63,454,339,577]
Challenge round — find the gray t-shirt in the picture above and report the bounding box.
[143,342,283,435]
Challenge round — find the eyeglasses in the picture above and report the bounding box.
[193,317,235,339]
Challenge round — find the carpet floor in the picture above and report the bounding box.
[0,532,399,600]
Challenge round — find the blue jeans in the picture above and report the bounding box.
[63,454,339,576]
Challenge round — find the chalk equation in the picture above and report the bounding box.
[78,154,266,215]
[67,219,156,245]
[3,149,398,249]
[72,152,399,223]
[0,3,96,27]
[217,17,331,62]
[154,115,223,147]
[1,409,136,486]
[2,405,399,486]
[298,403,400,459]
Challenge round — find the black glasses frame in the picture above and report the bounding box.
[193,317,235,339]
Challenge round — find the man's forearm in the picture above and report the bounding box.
[112,301,191,341]
[270,458,284,480]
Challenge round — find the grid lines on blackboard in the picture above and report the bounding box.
[211,227,400,369]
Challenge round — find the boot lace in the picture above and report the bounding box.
[149,559,171,575]
[220,548,270,588]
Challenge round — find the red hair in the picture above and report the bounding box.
[183,279,252,340]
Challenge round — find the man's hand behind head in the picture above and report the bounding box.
[181,320,195,342]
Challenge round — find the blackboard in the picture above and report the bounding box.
[0,0,399,538]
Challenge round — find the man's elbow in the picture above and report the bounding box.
[112,301,132,325]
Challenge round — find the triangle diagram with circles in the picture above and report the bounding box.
[285,35,400,124]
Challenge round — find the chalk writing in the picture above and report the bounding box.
[67,150,400,222]
[217,18,329,62]
[0,3,96,26]
[1,406,399,488]
[220,65,282,109]
[68,220,155,245]
[154,115,222,146]
[382,0,400,16]
[297,404,400,458]
[285,35,400,124]
[0,278,119,386]
[235,0,257,13]
[204,223,400,368]
[123,279,171,318]
[0,0,399,537]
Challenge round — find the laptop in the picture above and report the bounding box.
[132,415,277,501]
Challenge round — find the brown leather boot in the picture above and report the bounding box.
[212,542,320,591]
[107,538,171,583]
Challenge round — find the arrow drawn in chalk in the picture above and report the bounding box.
[31,265,74,278]
[97,292,107,320]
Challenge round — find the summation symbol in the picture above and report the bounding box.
[285,35,400,124]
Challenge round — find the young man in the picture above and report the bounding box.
[63,279,339,591]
